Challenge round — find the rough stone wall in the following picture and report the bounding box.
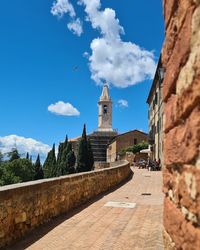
[162,0,200,249]
[0,161,131,248]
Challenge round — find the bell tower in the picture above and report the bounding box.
[98,84,113,132]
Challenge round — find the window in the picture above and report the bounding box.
[103,105,108,114]
[134,138,137,145]
[155,92,158,105]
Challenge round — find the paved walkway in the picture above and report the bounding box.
[10,168,164,250]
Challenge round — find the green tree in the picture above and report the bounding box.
[77,124,89,172]
[0,151,3,164]
[26,152,29,160]
[60,142,73,175]
[66,150,76,174]
[120,141,149,155]
[57,135,69,176]
[8,149,20,162]
[87,139,94,171]
[34,154,44,180]
[0,159,34,186]
[43,144,57,178]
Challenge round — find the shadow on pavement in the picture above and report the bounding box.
[5,170,134,250]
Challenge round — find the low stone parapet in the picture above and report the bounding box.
[0,161,131,248]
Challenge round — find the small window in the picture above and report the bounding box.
[103,105,108,114]
[134,138,137,145]
[155,92,158,105]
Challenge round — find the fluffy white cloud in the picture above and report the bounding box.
[51,0,75,18]
[67,18,83,36]
[51,0,83,36]
[0,135,51,161]
[48,101,80,116]
[79,0,156,87]
[118,99,128,108]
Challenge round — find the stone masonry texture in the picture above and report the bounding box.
[5,168,164,250]
[0,161,131,249]
[162,0,200,249]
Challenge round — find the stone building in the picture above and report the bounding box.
[70,84,117,164]
[162,1,200,249]
[147,57,164,167]
[107,130,148,163]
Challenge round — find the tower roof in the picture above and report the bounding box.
[100,84,111,101]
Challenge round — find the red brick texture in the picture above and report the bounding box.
[162,0,200,249]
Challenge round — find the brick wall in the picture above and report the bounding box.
[0,161,131,248]
[162,0,200,249]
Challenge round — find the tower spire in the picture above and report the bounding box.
[100,84,111,101]
[98,84,113,132]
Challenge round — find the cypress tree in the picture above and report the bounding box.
[66,150,76,174]
[60,142,72,175]
[34,154,44,180]
[77,124,89,172]
[87,139,94,171]
[43,144,57,178]
[57,135,69,176]
[26,152,29,160]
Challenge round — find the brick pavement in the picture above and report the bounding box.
[9,167,164,250]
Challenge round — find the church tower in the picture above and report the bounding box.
[98,84,113,132]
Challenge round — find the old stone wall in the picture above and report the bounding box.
[162,0,200,249]
[0,161,131,248]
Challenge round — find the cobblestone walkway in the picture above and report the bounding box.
[10,168,164,250]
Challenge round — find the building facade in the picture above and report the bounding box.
[107,130,148,163]
[147,58,164,167]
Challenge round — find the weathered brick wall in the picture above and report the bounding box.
[162,0,200,249]
[0,161,131,248]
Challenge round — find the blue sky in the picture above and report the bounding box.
[0,0,164,159]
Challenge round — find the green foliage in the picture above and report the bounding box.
[26,152,29,160]
[120,141,149,155]
[8,149,20,162]
[77,124,94,172]
[87,139,94,171]
[43,144,57,178]
[0,151,3,164]
[66,150,76,174]
[0,159,34,186]
[57,136,69,176]
[34,154,44,180]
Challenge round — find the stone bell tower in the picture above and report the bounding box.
[98,84,113,132]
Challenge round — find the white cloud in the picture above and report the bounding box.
[48,101,80,116]
[118,99,128,108]
[67,18,83,36]
[51,0,75,18]
[51,0,156,87]
[0,135,51,161]
[79,0,156,87]
[51,0,83,36]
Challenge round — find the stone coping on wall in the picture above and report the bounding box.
[0,160,131,248]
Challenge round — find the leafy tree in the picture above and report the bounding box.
[77,124,89,172]
[0,159,34,186]
[8,149,20,162]
[34,154,44,180]
[43,144,57,178]
[120,141,149,155]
